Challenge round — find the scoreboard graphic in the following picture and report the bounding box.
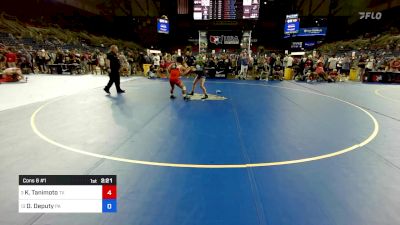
[194,0,259,20]
[19,175,117,213]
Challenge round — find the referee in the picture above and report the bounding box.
[104,45,125,94]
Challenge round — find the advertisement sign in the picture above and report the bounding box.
[297,27,327,36]
[284,27,327,38]
[157,19,169,34]
[209,35,240,45]
[291,42,302,49]
[304,41,316,48]
[284,14,300,34]
[208,33,241,48]
[286,14,299,19]
[284,21,300,34]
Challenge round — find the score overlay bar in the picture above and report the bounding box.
[19,175,117,213]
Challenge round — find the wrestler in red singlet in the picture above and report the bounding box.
[168,56,191,100]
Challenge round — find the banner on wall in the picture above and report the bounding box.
[284,27,327,38]
[297,27,327,36]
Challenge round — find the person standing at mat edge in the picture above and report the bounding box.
[104,45,125,94]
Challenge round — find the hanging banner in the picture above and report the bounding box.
[284,14,300,35]
[207,32,242,49]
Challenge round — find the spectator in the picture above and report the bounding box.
[55,48,64,64]
[127,51,135,75]
[144,53,152,64]
[55,48,65,74]
[284,54,294,68]
[18,50,31,74]
[341,56,351,76]
[336,56,343,74]
[272,60,284,81]
[303,55,313,75]
[138,52,146,74]
[36,49,47,73]
[315,62,327,81]
[24,48,33,74]
[269,53,276,78]
[375,56,387,71]
[238,52,249,80]
[256,55,266,79]
[0,49,6,69]
[328,69,339,82]
[328,55,338,71]
[389,57,400,72]
[119,52,130,76]
[185,51,195,67]
[153,53,160,70]
[365,56,375,72]
[5,48,17,68]
[90,50,99,74]
[98,53,106,75]
[306,71,316,82]
[357,55,367,79]
[64,50,71,63]
[299,55,307,75]
[81,52,90,74]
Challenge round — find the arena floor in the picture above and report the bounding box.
[1,76,400,225]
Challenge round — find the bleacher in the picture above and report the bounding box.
[0,32,17,46]
[0,32,104,53]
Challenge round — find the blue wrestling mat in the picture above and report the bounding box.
[1,78,400,225]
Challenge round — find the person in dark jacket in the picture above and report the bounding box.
[104,45,125,94]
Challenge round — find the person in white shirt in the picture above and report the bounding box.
[286,55,293,68]
[153,53,160,69]
[98,53,106,75]
[328,56,338,71]
[366,56,375,71]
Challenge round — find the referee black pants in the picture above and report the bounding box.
[105,70,122,91]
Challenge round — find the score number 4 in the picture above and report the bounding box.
[102,185,117,213]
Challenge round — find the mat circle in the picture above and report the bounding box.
[31,82,379,169]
